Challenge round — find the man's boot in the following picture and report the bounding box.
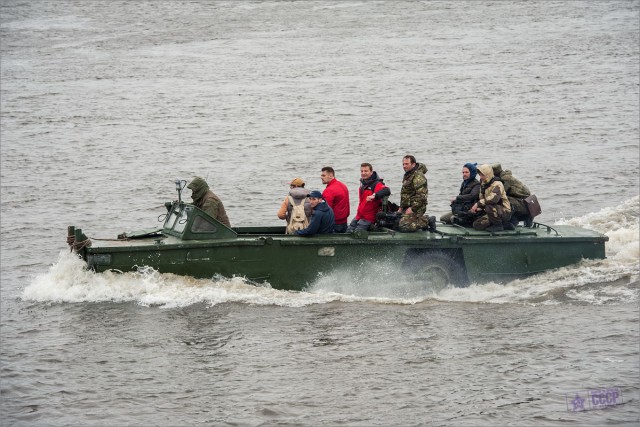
[524,216,534,228]
[428,216,437,232]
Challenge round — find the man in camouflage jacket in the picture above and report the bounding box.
[187,176,231,227]
[492,164,532,226]
[397,155,429,232]
[470,164,512,232]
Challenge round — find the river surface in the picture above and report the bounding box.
[1,1,639,426]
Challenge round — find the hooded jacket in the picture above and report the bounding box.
[492,164,531,199]
[454,179,480,207]
[400,162,428,216]
[277,187,311,221]
[187,177,231,227]
[296,201,335,236]
[477,164,511,213]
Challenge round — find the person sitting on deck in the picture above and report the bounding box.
[397,154,431,232]
[440,162,481,227]
[346,163,391,232]
[469,164,513,232]
[296,191,335,236]
[277,177,311,234]
[492,163,535,228]
[320,166,350,233]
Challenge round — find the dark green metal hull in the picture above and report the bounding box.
[68,202,608,291]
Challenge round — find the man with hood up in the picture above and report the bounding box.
[492,164,534,227]
[469,164,512,232]
[397,155,430,232]
[187,176,231,227]
[440,162,481,226]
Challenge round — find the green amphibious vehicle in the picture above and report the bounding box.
[67,185,608,292]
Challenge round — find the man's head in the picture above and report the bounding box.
[360,163,373,180]
[402,155,417,172]
[477,164,494,183]
[187,176,209,201]
[462,162,477,181]
[320,166,335,185]
[289,177,305,188]
[308,190,323,208]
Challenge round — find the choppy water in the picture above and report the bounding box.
[1,1,639,426]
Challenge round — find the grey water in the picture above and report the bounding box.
[1,1,639,426]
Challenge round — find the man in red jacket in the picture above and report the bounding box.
[346,163,391,232]
[321,166,350,233]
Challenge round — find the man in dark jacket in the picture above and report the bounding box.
[187,176,231,227]
[296,190,335,236]
[440,162,481,226]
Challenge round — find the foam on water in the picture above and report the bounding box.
[22,197,638,307]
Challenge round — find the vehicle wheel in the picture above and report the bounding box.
[406,251,467,292]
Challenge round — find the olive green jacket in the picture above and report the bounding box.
[187,177,231,227]
[492,164,531,199]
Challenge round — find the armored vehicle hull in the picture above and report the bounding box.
[67,200,608,292]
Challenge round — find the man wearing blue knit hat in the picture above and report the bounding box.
[440,162,481,226]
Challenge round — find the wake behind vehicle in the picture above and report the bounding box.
[66,181,608,292]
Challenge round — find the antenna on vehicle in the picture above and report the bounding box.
[175,179,187,204]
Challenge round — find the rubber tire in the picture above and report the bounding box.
[407,251,468,292]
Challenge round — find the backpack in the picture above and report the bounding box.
[286,196,309,234]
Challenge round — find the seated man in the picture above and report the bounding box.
[470,164,513,232]
[277,177,311,234]
[320,166,350,233]
[346,163,391,232]
[296,191,335,236]
[440,162,480,227]
[397,154,430,232]
[492,164,534,227]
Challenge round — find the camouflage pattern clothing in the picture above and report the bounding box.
[187,176,231,227]
[473,165,511,231]
[398,163,428,232]
[492,164,531,217]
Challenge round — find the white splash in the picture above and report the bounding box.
[437,196,639,305]
[21,251,341,308]
[557,195,639,263]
